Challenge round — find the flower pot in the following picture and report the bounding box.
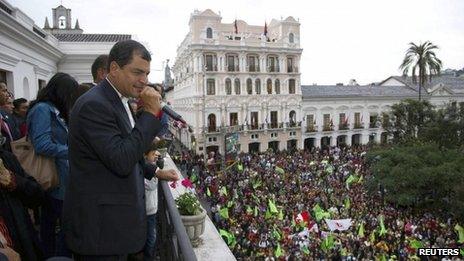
[180,208,207,247]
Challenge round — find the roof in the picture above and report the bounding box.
[53,34,131,42]
[381,74,464,94]
[301,84,419,98]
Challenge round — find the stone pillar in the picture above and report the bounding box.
[331,135,337,147]
[315,136,321,149]
[346,134,352,146]
[361,132,369,145]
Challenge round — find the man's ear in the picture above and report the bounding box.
[108,61,120,76]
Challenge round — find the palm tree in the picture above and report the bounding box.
[399,41,442,101]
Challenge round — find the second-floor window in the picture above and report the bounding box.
[206,79,215,95]
[287,57,294,73]
[234,78,241,95]
[354,112,361,125]
[255,79,261,94]
[250,111,259,129]
[227,54,239,72]
[225,79,232,95]
[267,55,279,72]
[275,79,280,94]
[230,112,238,126]
[204,54,217,71]
[247,55,259,72]
[246,78,253,94]
[289,33,294,43]
[267,79,272,94]
[270,111,278,128]
[289,79,296,94]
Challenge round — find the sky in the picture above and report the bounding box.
[9,0,464,85]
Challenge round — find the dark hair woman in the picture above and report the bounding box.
[26,72,78,258]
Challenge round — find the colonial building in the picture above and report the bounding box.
[167,9,303,155]
[0,0,130,99]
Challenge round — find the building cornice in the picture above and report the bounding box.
[0,10,63,61]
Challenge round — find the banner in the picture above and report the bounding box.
[325,218,352,231]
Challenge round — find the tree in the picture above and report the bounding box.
[399,41,442,100]
[366,143,464,218]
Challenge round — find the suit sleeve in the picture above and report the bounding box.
[76,100,161,177]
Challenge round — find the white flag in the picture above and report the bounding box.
[325,218,352,231]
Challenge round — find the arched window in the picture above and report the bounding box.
[255,79,261,94]
[206,79,215,95]
[289,79,296,94]
[234,78,241,95]
[266,79,272,94]
[206,27,213,39]
[289,33,294,43]
[208,114,216,132]
[225,79,232,95]
[289,110,296,126]
[246,78,253,94]
[58,16,66,29]
[275,79,280,94]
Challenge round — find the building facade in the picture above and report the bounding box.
[0,0,130,99]
[167,9,303,155]
[168,10,464,155]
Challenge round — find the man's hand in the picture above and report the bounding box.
[140,86,162,116]
[155,169,179,181]
[0,170,12,187]
[0,246,20,261]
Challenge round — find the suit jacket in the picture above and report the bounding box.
[63,79,161,255]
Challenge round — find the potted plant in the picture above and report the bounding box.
[172,178,206,247]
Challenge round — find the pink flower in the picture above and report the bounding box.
[170,181,177,188]
[181,178,193,189]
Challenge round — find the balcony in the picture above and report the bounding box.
[354,123,364,129]
[322,125,334,132]
[247,65,260,72]
[203,126,220,134]
[267,122,284,129]
[287,66,299,73]
[221,125,244,132]
[267,66,280,73]
[338,123,349,130]
[227,65,240,72]
[306,125,318,133]
[369,122,379,129]
[158,155,235,260]
[286,121,302,128]
[205,65,218,72]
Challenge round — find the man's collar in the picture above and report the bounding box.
[106,77,128,102]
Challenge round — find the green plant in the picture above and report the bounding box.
[175,192,202,216]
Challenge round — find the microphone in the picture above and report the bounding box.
[145,83,187,125]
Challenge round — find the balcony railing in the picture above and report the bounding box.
[267,66,280,73]
[287,66,299,73]
[267,122,284,129]
[306,125,318,133]
[205,65,218,72]
[247,65,260,72]
[227,65,240,72]
[286,121,302,128]
[369,122,379,129]
[322,125,334,131]
[354,123,364,129]
[338,123,349,130]
[158,180,197,261]
[221,125,244,132]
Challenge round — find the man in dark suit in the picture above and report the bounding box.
[91,54,109,86]
[63,40,177,259]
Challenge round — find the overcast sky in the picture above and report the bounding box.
[9,0,464,85]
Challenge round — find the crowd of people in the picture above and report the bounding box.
[174,146,463,260]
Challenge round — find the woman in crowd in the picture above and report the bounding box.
[27,72,78,258]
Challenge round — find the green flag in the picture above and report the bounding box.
[291,217,296,227]
[252,179,262,189]
[219,187,228,196]
[358,222,365,238]
[275,243,283,258]
[379,215,387,236]
[219,207,229,219]
[206,187,211,197]
[237,163,243,172]
[254,206,258,217]
[190,173,198,183]
[265,209,272,219]
[275,166,285,175]
[301,245,310,255]
[325,165,334,174]
[269,199,278,213]
[278,209,284,220]
[227,200,234,208]
[272,228,281,240]
[345,174,357,189]
[219,229,236,247]
[246,205,253,214]
[344,197,351,210]
[369,230,376,243]
[313,204,330,221]
[409,239,423,249]
[454,224,464,243]
[460,249,464,256]
[321,234,335,253]
[357,174,363,183]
